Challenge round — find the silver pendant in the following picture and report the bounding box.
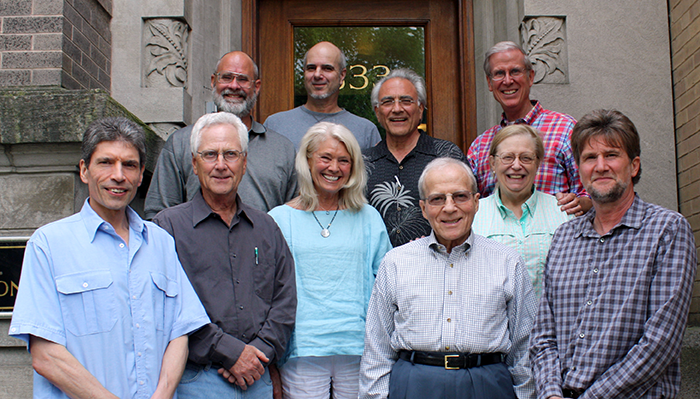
[321,228,330,238]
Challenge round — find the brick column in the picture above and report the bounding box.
[0,0,112,91]
[670,0,700,325]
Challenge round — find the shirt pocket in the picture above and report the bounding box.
[150,272,179,331]
[55,270,118,336]
[253,259,274,305]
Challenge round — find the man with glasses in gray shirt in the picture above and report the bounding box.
[146,51,297,217]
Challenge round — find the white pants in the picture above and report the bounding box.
[279,355,361,399]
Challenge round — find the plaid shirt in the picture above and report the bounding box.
[529,195,697,399]
[359,232,537,399]
[467,101,585,198]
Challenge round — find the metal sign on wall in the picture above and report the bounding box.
[0,237,28,317]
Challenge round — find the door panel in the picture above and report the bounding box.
[243,0,476,150]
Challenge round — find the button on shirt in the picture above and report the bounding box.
[9,200,210,399]
[152,191,296,369]
[530,195,697,399]
[364,131,468,247]
[359,232,537,399]
[467,101,585,198]
[472,188,572,298]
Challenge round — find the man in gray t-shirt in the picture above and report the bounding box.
[264,41,381,150]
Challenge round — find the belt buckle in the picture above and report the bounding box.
[444,354,459,370]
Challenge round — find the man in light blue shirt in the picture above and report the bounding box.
[9,117,209,399]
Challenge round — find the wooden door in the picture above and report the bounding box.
[242,0,476,150]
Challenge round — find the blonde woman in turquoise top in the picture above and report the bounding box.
[269,122,392,399]
[472,124,573,298]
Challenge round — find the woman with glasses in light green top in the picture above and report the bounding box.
[471,124,573,298]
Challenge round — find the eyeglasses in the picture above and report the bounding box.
[214,72,254,88]
[490,67,526,81]
[378,97,416,108]
[423,191,476,207]
[494,152,537,165]
[197,150,246,163]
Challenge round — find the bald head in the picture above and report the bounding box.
[215,51,258,79]
[304,41,346,71]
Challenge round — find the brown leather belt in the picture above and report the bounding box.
[398,350,505,370]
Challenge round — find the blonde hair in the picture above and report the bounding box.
[295,122,367,211]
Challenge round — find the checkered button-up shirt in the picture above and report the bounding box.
[359,232,537,399]
[467,101,585,198]
[529,195,697,399]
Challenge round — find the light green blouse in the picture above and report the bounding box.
[472,187,573,298]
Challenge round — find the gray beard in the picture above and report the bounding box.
[588,180,628,204]
[214,89,257,118]
[308,83,340,101]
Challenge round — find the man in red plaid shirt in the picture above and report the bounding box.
[468,41,591,216]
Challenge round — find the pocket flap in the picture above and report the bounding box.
[150,272,179,297]
[56,270,113,294]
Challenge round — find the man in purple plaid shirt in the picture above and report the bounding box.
[529,109,697,399]
[468,41,591,216]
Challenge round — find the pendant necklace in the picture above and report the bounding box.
[312,208,339,238]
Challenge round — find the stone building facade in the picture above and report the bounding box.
[0,0,698,397]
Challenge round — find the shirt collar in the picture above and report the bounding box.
[576,193,643,238]
[365,130,434,163]
[427,229,474,255]
[500,100,542,127]
[493,186,538,219]
[80,198,148,243]
[249,119,265,137]
[190,190,254,228]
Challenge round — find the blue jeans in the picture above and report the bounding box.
[177,362,273,399]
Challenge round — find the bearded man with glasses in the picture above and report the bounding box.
[145,51,297,218]
[467,41,591,216]
[359,157,537,399]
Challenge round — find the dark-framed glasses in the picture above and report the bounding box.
[378,96,416,108]
[423,191,476,207]
[197,150,245,163]
[494,152,537,165]
[215,71,254,88]
[490,67,526,82]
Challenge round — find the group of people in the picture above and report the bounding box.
[8,38,697,399]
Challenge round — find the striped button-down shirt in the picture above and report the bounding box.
[530,195,697,399]
[359,232,537,399]
[467,101,585,198]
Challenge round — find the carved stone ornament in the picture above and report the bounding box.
[520,16,568,84]
[144,18,189,88]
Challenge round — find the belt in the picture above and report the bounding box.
[562,389,583,398]
[398,350,505,370]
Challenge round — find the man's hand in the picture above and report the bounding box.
[217,345,268,390]
[556,193,591,216]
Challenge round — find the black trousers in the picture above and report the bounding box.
[388,358,517,399]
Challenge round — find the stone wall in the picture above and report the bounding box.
[670,0,700,325]
[0,0,112,90]
[62,0,112,90]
